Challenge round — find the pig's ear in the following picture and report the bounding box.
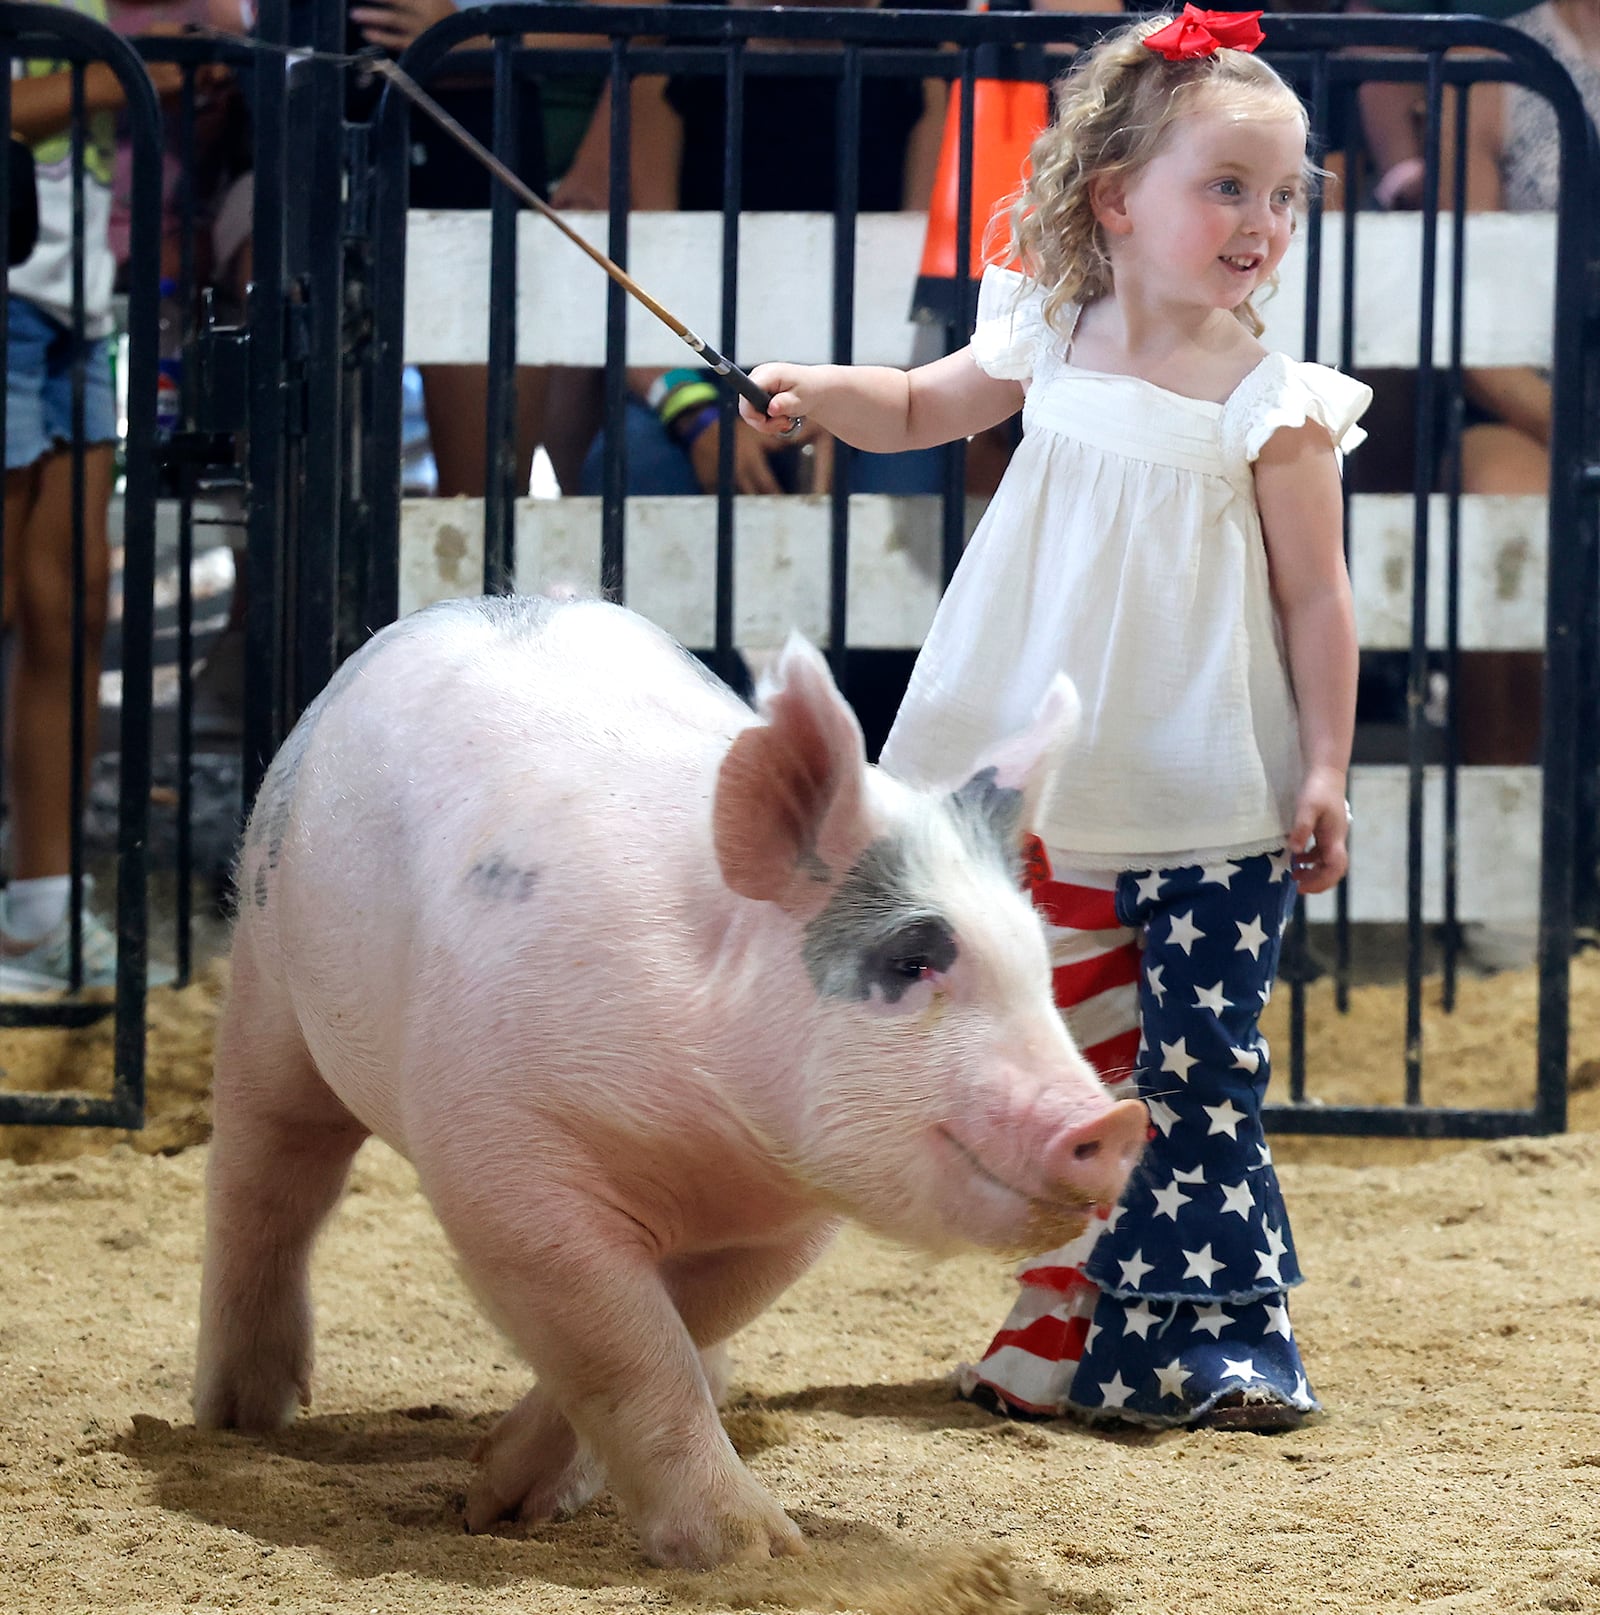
[954,674,1081,845]
[713,633,869,910]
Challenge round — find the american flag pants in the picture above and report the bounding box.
[957,845,1319,1426]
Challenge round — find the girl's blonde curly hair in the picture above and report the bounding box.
[1003,16,1314,340]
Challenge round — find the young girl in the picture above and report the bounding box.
[740,7,1371,1429]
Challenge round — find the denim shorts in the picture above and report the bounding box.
[5,294,117,471]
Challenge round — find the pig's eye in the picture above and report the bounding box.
[862,916,958,1005]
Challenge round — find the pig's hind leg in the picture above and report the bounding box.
[194,928,370,1431]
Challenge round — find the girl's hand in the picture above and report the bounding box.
[1288,766,1350,895]
[740,362,817,437]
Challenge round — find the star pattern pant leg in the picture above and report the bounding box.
[956,863,1143,1416]
[1066,850,1319,1425]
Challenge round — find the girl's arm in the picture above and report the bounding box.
[740,347,1023,455]
[1256,421,1358,896]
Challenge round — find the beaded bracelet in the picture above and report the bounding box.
[674,403,722,447]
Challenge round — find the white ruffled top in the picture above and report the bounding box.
[881,266,1373,871]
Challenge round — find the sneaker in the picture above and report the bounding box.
[0,895,175,995]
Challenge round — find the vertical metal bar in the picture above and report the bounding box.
[828,44,862,687]
[174,64,198,987]
[483,34,520,594]
[1335,82,1361,1021]
[940,47,977,588]
[1403,51,1446,1108]
[1532,73,1590,1136]
[368,71,410,629]
[0,57,9,858]
[291,14,345,717]
[117,27,165,1129]
[68,62,88,990]
[1440,76,1471,1015]
[714,39,744,685]
[600,35,631,599]
[339,117,377,664]
[243,0,290,806]
[1287,45,1331,1104]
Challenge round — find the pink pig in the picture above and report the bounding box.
[194,595,1146,1569]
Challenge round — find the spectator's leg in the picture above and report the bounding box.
[421,365,547,499]
[1457,421,1548,767]
[541,366,606,495]
[579,397,700,497]
[5,442,114,884]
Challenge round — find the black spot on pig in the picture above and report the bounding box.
[947,767,1026,880]
[465,855,540,903]
[235,620,403,912]
[802,837,957,1003]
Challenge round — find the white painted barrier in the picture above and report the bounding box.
[403,208,1555,370]
[398,207,1559,927]
[399,492,1549,655]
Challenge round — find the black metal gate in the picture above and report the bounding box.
[2,4,1594,1141]
[0,2,162,1128]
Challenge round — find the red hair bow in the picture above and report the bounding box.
[1143,6,1266,61]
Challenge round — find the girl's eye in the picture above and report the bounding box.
[1215,178,1242,197]
[1273,189,1296,207]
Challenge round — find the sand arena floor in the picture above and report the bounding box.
[3,952,1599,1615]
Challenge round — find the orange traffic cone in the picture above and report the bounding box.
[912,18,1052,326]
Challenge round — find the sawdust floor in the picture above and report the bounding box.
[3,950,1599,1614]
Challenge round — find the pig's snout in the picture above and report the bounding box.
[1043,1099,1148,1208]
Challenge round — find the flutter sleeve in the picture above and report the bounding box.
[1232,355,1375,463]
[969,265,1050,381]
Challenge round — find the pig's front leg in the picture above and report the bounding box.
[464,1384,603,1530]
[432,1177,827,1567]
[464,1342,735,1532]
[464,1233,831,1540]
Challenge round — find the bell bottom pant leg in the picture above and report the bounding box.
[1065,851,1320,1425]
[957,862,1143,1415]
[961,849,1320,1425]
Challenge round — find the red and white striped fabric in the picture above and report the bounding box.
[957,848,1143,1416]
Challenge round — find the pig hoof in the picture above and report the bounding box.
[192,1367,306,1433]
[639,1496,805,1570]
[463,1447,606,1532]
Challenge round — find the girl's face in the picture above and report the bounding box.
[1101,105,1307,313]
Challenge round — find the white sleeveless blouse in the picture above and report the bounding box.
[881,266,1372,871]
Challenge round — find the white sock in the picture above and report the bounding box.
[2,875,72,945]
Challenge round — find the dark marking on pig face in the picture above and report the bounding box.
[465,854,540,903]
[801,837,958,1004]
[946,767,1026,882]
